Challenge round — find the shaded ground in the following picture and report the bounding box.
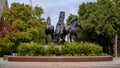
[0,58,120,68]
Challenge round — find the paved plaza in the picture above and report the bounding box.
[0,58,120,68]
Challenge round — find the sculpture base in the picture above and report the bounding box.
[5,56,113,62]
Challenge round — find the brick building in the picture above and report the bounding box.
[0,0,8,37]
[0,0,8,18]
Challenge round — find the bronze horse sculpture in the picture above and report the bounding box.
[54,11,65,44]
[45,17,54,44]
[45,11,82,44]
[54,11,82,44]
[63,18,82,42]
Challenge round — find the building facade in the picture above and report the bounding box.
[0,0,8,18]
[0,0,8,37]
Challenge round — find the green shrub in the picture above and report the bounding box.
[18,43,45,56]
[0,37,14,56]
[46,44,60,56]
[78,42,103,55]
[62,42,103,56]
[62,42,79,55]
[18,42,103,56]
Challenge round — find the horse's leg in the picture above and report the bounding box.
[70,34,72,42]
[45,34,48,45]
[61,34,66,44]
[51,33,54,42]
[50,33,53,40]
[54,33,59,44]
[63,34,66,42]
[75,32,78,42]
[67,33,70,42]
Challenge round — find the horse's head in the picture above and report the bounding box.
[46,17,51,25]
[60,11,65,19]
[76,19,83,29]
[70,18,83,29]
[59,11,65,22]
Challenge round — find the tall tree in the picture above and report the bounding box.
[79,0,120,54]
[0,2,46,54]
[66,0,120,54]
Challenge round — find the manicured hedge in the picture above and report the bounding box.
[18,43,45,56]
[62,42,103,56]
[18,42,103,56]
[46,44,60,56]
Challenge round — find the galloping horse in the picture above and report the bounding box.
[45,17,54,44]
[63,18,83,42]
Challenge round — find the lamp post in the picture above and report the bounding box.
[115,34,118,58]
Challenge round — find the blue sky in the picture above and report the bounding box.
[8,0,94,26]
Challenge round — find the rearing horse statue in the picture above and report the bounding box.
[54,11,65,44]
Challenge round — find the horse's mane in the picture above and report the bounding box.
[70,18,78,24]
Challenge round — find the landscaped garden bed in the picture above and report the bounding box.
[4,42,113,62]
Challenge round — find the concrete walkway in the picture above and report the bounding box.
[0,58,120,68]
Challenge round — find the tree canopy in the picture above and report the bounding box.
[0,2,46,55]
[67,0,120,54]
